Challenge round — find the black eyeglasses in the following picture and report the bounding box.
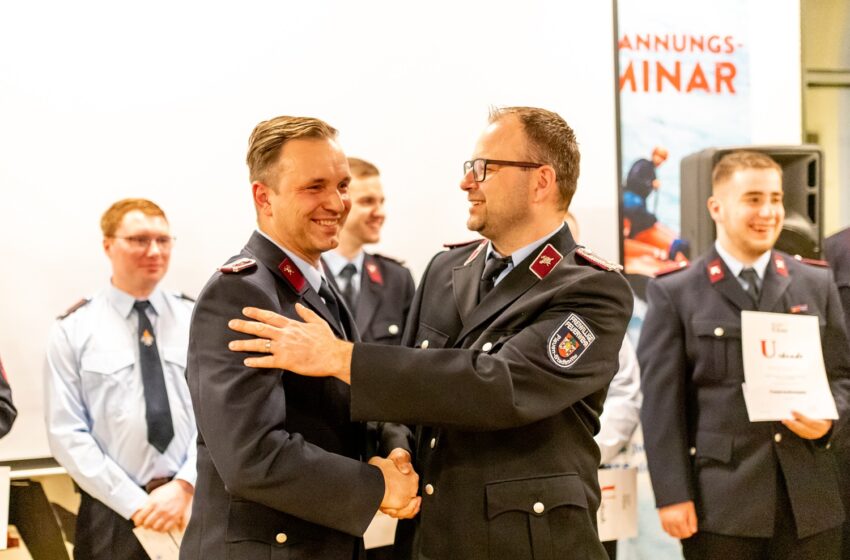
[463,158,544,182]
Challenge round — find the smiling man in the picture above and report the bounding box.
[639,150,850,559]
[180,116,417,560]
[228,107,634,559]
[45,198,196,560]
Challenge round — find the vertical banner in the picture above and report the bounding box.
[616,2,753,559]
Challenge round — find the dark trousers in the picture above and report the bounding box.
[681,470,842,560]
[74,490,148,560]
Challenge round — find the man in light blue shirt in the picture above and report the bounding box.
[45,198,196,560]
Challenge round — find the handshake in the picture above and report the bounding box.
[370,448,421,519]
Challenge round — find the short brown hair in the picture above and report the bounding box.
[347,157,380,179]
[246,116,338,185]
[489,106,580,210]
[712,150,782,190]
[101,198,167,237]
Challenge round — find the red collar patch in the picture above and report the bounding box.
[530,244,563,280]
[464,240,489,266]
[365,259,383,285]
[278,258,307,293]
[775,254,789,277]
[707,259,724,284]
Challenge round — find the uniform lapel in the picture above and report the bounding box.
[758,252,792,312]
[355,255,381,334]
[455,227,574,344]
[705,248,756,311]
[246,233,346,339]
[452,240,488,328]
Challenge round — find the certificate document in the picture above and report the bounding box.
[741,310,838,421]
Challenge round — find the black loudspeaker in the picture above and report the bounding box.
[680,145,823,259]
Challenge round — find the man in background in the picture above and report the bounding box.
[0,355,16,437]
[640,151,850,559]
[45,198,196,559]
[323,157,415,346]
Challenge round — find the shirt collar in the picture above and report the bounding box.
[714,240,771,280]
[106,283,165,319]
[323,249,365,277]
[256,229,324,292]
[486,223,566,266]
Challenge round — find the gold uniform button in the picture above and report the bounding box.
[388,324,399,335]
[430,438,437,449]
[533,502,545,514]
[482,342,493,352]
[275,533,288,544]
[689,447,696,456]
[714,327,724,337]
[420,340,429,349]
[774,433,782,443]
[425,484,435,495]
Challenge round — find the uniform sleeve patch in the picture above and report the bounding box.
[548,313,596,368]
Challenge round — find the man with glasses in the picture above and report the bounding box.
[229,107,634,559]
[45,198,196,559]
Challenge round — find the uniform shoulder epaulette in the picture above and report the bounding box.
[58,298,90,320]
[178,292,196,303]
[372,253,406,266]
[794,255,829,268]
[443,238,483,249]
[218,257,257,274]
[575,247,623,272]
[655,260,690,277]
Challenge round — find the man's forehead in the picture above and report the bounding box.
[276,138,348,175]
[117,210,169,232]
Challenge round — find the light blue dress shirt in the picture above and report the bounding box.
[715,240,771,292]
[485,223,567,286]
[323,250,365,295]
[44,284,197,519]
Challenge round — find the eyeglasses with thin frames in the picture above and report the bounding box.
[463,158,544,182]
[112,236,176,251]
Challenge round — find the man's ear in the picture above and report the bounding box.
[707,195,722,222]
[253,182,273,216]
[532,165,558,204]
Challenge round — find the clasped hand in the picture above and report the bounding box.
[370,448,421,519]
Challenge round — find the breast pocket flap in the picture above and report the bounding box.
[695,431,733,463]
[80,352,134,375]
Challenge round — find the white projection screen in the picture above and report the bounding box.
[0,1,620,460]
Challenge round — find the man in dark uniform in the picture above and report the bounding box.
[823,226,850,555]
[323,157,415,347]
[639,150,850,559]
[181,116,418,560]
[0,356,16,437]
[230,107,634,559]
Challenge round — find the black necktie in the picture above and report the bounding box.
[133,301,174,454]
[338,263,358,311]
[739,267,760,303]
[319,278,346,335]
[479,254,513,302]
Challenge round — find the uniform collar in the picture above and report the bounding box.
[485,223,566,266]
[323,249,365,278]
[714,240,771,281]
[106,283,166,318]
[256,229,324,293]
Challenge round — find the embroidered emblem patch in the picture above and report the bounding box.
[365,261,384,285]
[530,244,563,279]
[790,304,808,314]
[776,255,789,276]
[141,329,154,347]
[278,257,307,293]
[548,313,596,368]
[707,259,724,283]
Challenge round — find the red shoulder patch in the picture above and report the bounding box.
[219,257,257,273]
[530,244,564,279]
[364,259,384,285]
[794,255,828,268]
[706,259,724,283]
[278,258,307,294]
[575,247,622,272]
[58,298,90,320]
[655,261,689,277]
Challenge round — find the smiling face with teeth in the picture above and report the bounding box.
[254,137,352,266]
[708,167,784,265]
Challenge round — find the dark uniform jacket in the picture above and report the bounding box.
[825,227,850,334]
[349,225,633,560]
[325,252,415,345]
[181,232,410,560]
[639,247,850,540]
[0,356,16,438]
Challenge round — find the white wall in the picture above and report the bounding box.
[0,1,620,460]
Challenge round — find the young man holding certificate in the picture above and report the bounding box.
[639,150,850,559]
